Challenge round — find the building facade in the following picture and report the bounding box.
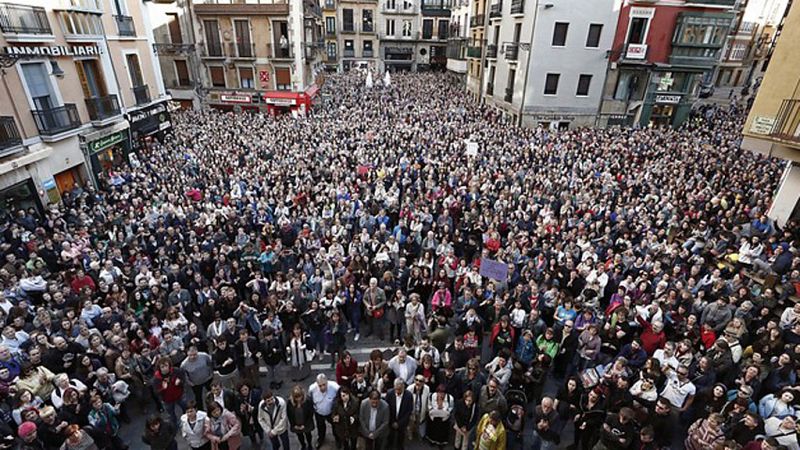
[598,0,736,128]
[465,0,487,98]
[150,0,201,109]
[715,0,789,90]
[334,0,379,71]
[741,0,799,226]
[188,0,324,114]
[445,0,469,76]
[0,0,170,215]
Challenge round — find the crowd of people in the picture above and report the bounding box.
[0,70,799,450]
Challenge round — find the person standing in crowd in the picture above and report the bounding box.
[258,390,290,450]
[332,386,359,450]
[359,390,389,450]
[287,385,315,450]
[386,378,413,450]
[475,411,506,450]
[181,346,214,404]
[204,401,242,450]
[180,401,210,450]
[142,415,178,450]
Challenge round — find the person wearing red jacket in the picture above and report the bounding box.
[636,314,666,356]
[69,269,96,294]
[153,356,187,424]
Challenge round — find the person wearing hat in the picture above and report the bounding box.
[16,421,44,450]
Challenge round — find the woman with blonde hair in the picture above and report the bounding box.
[286,385,315,450]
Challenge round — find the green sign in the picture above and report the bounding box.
[88,131,126,153]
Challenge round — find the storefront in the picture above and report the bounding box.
[263,85,320,116]
[125,100,172,150]
[0,178,43,220]
[208,91,262,113]
[82,127,131,184]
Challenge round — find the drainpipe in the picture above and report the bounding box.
[478,0,489,103]
[516,0,540,127]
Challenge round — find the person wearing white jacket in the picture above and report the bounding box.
[258,391,290,450]
[409,375,430,440]
[180,401,210,450]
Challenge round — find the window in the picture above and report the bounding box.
[239,67,254,89]
[59,11,103,35]
[345,40,354,50]
[234,20,252,56]
[386,19,395,36]
[386,0,396,9]
[438,19,449,39]
[275,67,291,90]
[552,22,568,46]
[203,20,222,56]
[167,13,182,44]
[586,24,602,48]
[326,16,336,34]
[363,10,373,32]
[544,73,559,95]
[422,19,433,39]
[513,23,521,42]
[209,66,225,87]
[613,72,641,101]
[729,42,747,61]
[175,60,190,86]
[327,42,337,58]
[75,59,106,98]
[343,9,354,31]
[364,40,373,51]
[21,63,56,110]
[676,17,729,45]
[627,17,648,44]
[112,0,127,15]
[402,20,412,37]
[126,54,144,87]
[576,74,592,96]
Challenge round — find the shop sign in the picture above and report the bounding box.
[259,70,270,84]
[528,114,576,121]
[126,103,167,125]
[88,131,126,153]
[3,45,102,57]
[42,179,56,191]
[263,96,296,106]
[750,116,775,135]
[630,7,655,18]
[221,94,251,103]
[654,94,681,104]
[625,44,647,60]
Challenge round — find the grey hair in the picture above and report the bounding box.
[316,373,328,383]
[393,378,405,388]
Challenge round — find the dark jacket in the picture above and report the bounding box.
[332,399,360,441]
[386,390,413,428]
[142,421,177,450]
[287,398,316,433]
[453,399,480,431]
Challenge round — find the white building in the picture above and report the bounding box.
[482,0,620,128]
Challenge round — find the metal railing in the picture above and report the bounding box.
[326,29,335,36]
[486,44,497,58]
[323,0,336,10]
[132,85,150,106]
[510,0,523,13]
[228,42,256,58]
[771,99,800,144]
[64,0,104,10]
[85,94,121,121]
[0,116,22,153]
[362,24,374,33]
[363,49,374,57]
[201,43,224,58]
[341,24,356,33]
[343,49,355,57]
[0,3,51,34]
[325,53,337,62]
[470,15,484,28]
[114,15,135,37]
[466,46,481,58]
[267,43,293,59]
[505,43,518,60]
[153,43,195,54]
[489,2,501,18]
[31,104,81,136]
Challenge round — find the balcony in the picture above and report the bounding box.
[669,46,721,68]
[201,44,224,58]
[510,0,523,14]
[114,15,135,37]
[343,48,355,57]
[0,4,52,36]
[489,2,501,18]
[505,43,518,61]
[362,24,374,33]
[467,46,481,58]
[85,94,121,122]
[623,43,648,61]
[363,49,374,57]
[770,99,800,144]
[59,0,104,13]
[486,44,497,58]
[421,0,450,16]
[685,0,735,5]
[31,105,81,136]
[470,15,484,28]
[323,0,336,10]
[268,43,293,59]
[325,53,337,63]
[0,116,22,156]
[326,29,335,37]
[228,42,256,58]
[153,43,195,54]
[132,85,150,106]
[341,25,356,34]
[504,87,513,102]
[167,79,193,89]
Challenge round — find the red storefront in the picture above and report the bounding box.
[262,84,320,116]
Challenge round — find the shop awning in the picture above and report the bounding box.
[305,84,319,99]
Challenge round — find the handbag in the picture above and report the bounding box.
[372,307,385,319]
